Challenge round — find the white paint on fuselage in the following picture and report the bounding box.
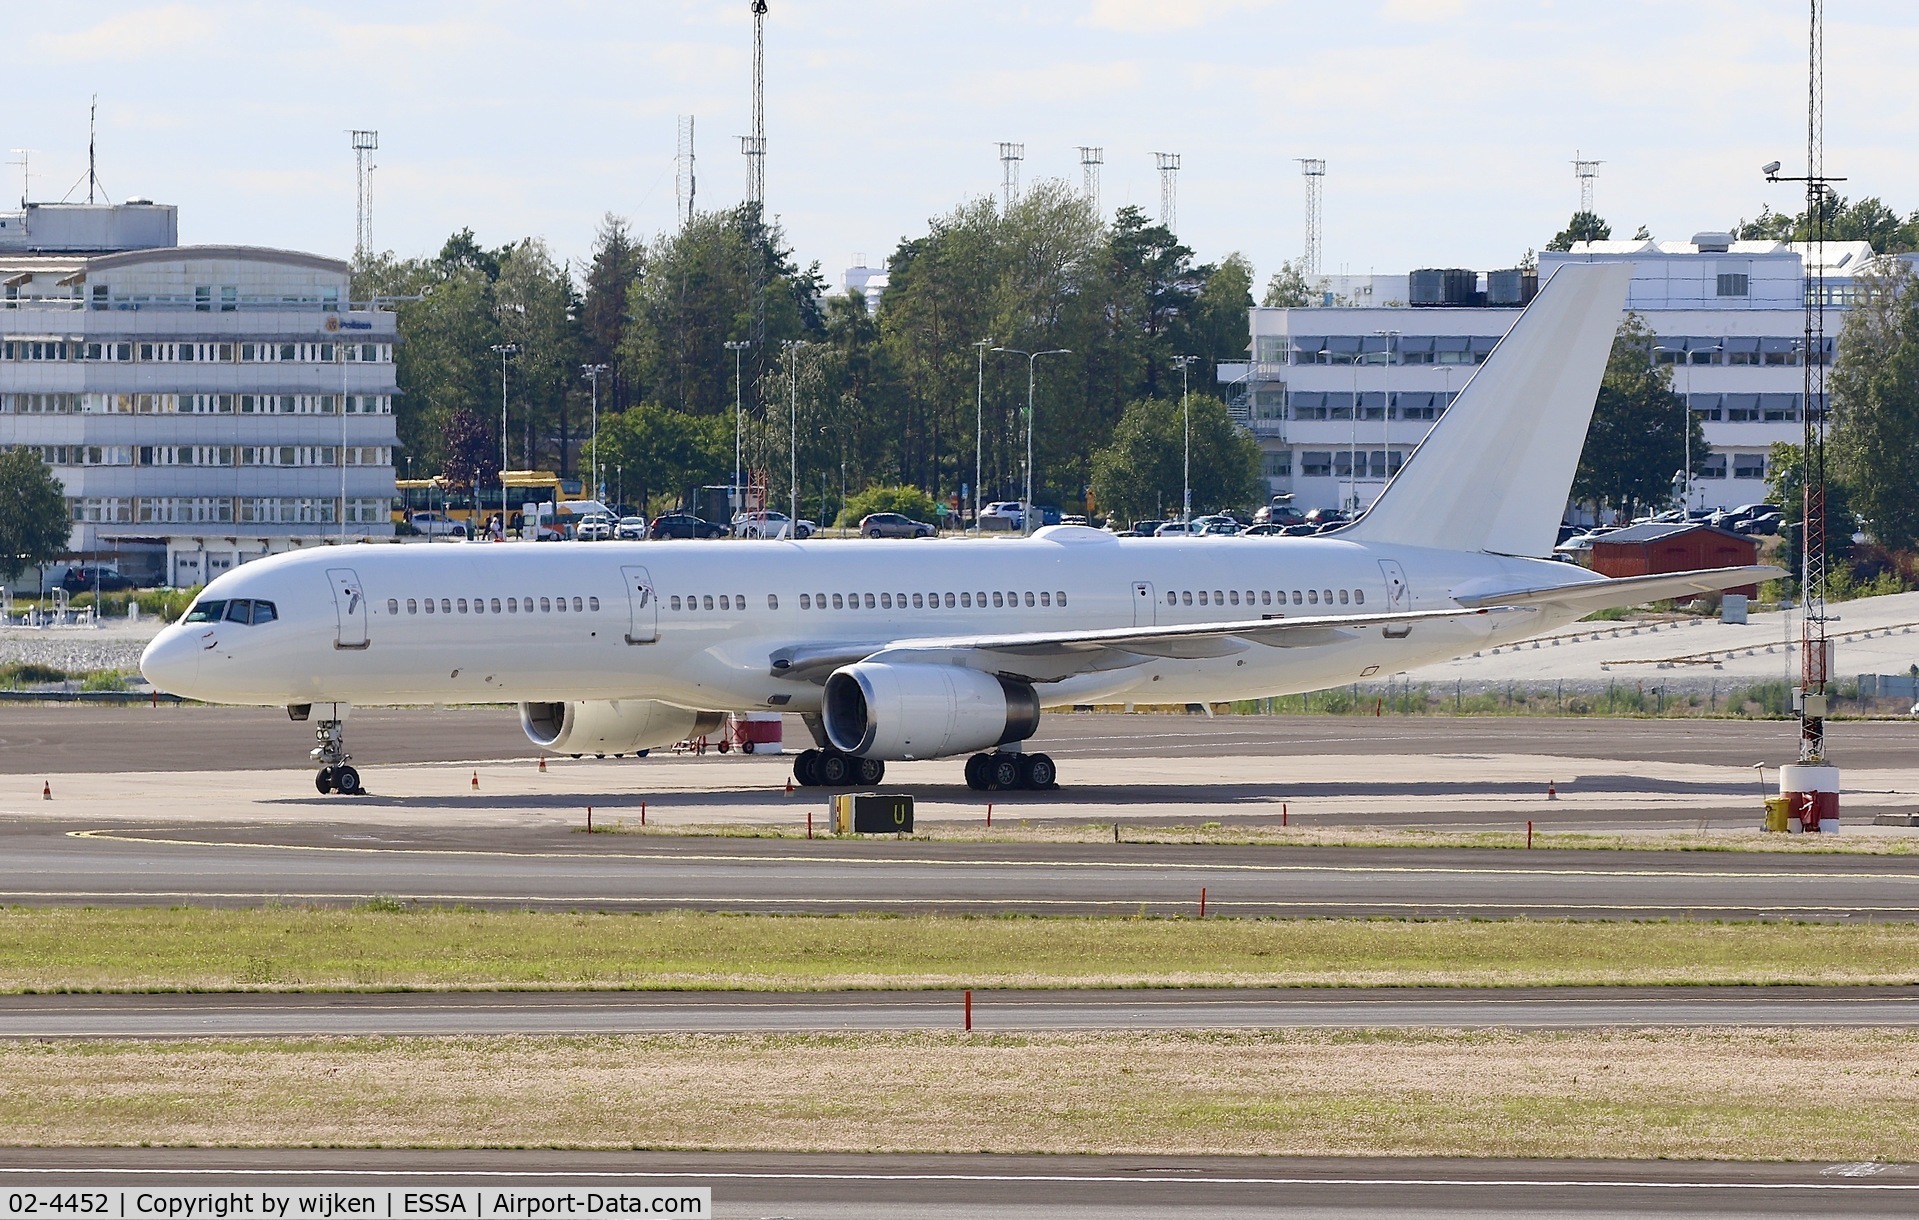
[140,530,1595,717]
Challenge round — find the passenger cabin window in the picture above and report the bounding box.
[387,598,400,615]
[541,598,551,612]
[424,599,436,614]
[492,598,503,613]
[800,594,811,609]
[767,595,777,610]
[407,599,418,614]
[1355,590,1365,604]
[440,599,451,614]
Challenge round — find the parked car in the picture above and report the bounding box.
[1196,519,1242,536]
[1742,510,1783,536]
[1241,523,1286,536]
[1153,521,1197,538]
[1060,514,1089,527]
[1254,504,1307,527]
[614,516,650,540]
[858,512,936,538]
[1130,519,1168,537]
[409,511,467,538]
[573,514,616,541]
[733,510,813,539]
[61,566,138,594]
[978,501,1025,531]
[1302,507,1351,527]
[648,513,728,540]
[1277,523,1320,536]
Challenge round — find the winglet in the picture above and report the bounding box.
[1338,261,1634,558]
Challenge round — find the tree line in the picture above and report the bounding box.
[354,184,1258,523]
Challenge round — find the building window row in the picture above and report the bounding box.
[1285,391,1454,422]
[0,338,391,364]
[0,392,393,416]
[1687,392,1822,422]
[67,496,386,525]
[1297,451,1403,479]
[7,443,390,468]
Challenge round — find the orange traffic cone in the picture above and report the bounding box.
[538,756,547,772]
[1547,781,1558,800]
[42,780,51,800]
[784,777,794,794]
[471,770,479,790]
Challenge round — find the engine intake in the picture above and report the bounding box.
[520,700,723,755]
[822,662,1039,760]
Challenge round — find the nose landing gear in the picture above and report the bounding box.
[310,718,362,795]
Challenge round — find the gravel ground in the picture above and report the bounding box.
[0,621,164,674]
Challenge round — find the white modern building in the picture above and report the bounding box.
[1224,233,1881,519]
[0,201,399,587]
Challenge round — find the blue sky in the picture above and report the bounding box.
[9,1,1916,288]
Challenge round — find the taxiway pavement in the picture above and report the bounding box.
[5,818,1919,917]
[3,986,1915,1038]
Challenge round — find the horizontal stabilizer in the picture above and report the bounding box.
[1453,565,1784,616]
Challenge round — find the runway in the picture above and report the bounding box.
[6,818,1919,916]
[1,1149,1914,1219]
[3,986,1916,1037]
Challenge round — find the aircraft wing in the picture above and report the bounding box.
[769,605,1534,685]
[1451,565,1783,617]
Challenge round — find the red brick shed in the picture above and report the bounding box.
[1588,523,1761,595]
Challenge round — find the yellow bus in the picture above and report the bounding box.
[392,471,583,534]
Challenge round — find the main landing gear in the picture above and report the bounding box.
[310,717,362,796]
[792,748,885,787]
[964,751,1057,791]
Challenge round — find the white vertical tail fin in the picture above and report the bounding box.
[1339,262,1634,557]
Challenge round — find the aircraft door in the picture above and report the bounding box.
[326,568,369,650]
[1132,581,1157,627]
[1377,559,1411,638]
[621,565,659,644]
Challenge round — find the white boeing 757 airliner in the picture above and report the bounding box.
[141,263,1776,795]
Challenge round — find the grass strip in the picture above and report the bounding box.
[589,820,1919,854]
[3,909,1916,993]
[2,1029,1915,1159]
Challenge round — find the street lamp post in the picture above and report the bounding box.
[1374,329,1398,508]
[581,363,608,504]
[992,346,1072,535]
[489,343,517,535]
[782,340,809,530]
[1172,355,1197,521]
[972,338,992,531]
[724,340,750,516]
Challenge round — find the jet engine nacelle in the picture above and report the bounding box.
[822,662,1039,760]
[520,700,723,755]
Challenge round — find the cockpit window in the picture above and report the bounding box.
[183,599,226,623]
[225,601,253,624]
[251,601,277,624]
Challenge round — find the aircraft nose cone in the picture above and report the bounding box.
[139,627,204,696]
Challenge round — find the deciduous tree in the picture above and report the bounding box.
[1829,260,1919,550]
[0,449,69,583]
[1572,314,1707,514]
[1089,394,1261,525]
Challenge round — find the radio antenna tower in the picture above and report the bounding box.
[1077,146,1103,215]
[1763,0,1844,826]
[997,142,1024,212]
[1297,158,1326,277]
[741,0,767,205]
[349,130,378,263]
[676,115,697,225]
[1154,152,1180,231]
[9,149,34,209]
[1572,150,1602,213]
[86,96,105,204]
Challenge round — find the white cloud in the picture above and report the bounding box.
[29,4,219,62]
[1080,0,1280,34]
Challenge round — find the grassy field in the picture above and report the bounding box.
[4,908,1917,992]
[589,819,1919,854]
[3,1029,1915,1159]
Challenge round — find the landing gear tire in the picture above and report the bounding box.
[315,766,336,795]
[310,717,354,796]
[856,756,885,786]
[964,754,989,791]
[794,749,822,787]
[816,750,852,786]
[334,765,362,795]
[1019,753,1056,790]
[987,753,1023,790]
